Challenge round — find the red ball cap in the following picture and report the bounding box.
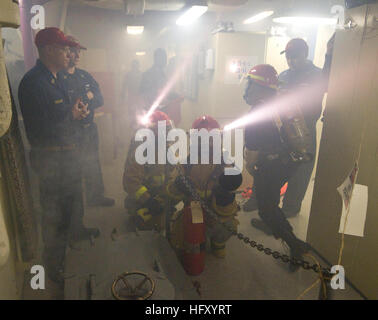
[192,115,220,130]
[66,35,87,50]
[246,64,278,90]
[280,38,309,56]
[35,27,78,48]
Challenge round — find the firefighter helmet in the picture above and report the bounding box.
[143,110,173,129]
[149,110,170,123]
[246,64,278,90]
[192,115,220,131]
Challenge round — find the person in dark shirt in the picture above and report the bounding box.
[18,28,99,288]
[243,64,310,271]
[60,36,115,207]
[139,48,168,110]
[278,38,325,217]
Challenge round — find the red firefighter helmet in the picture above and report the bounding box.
[143,110,173,130]
[149,110,170,123]
[192,115,220,131]
[246,64,278,90]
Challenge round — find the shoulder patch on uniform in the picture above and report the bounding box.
[54,99,63,104]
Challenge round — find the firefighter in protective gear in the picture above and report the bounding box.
[167,116,242,259]
[123,110,174,231]
[243,64,310,270]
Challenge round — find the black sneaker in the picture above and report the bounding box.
[243,195,258,212]
[87,196,115,207]
[250,218,273,236]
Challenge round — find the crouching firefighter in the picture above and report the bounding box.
[167,116,242,274]
[243,64,311,271]
[123,111,175,231]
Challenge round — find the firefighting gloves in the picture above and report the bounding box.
[144,196,164,216]
[136,196,164,225]
[136,208,152,224]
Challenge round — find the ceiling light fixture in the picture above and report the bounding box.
[176,5,208,26]
[273,16,337,25]
[136,52,146,56]
[127,26,144,35]
[243,11,274,24]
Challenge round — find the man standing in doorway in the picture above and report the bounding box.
[139,48,168,110]
[61,35,115,207]
[278,38,325,217]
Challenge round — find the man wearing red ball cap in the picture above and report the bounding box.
[278,38,326,218]
[60,35,115,208]
[18,27,99,290]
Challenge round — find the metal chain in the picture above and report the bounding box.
[176,167,331,277]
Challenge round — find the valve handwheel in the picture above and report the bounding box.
[111,271,155,300]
